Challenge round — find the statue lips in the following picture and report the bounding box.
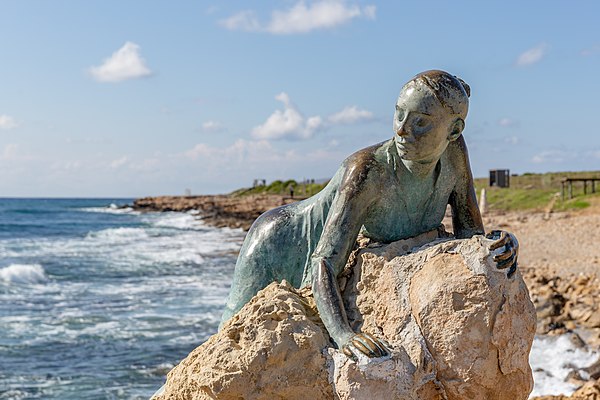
[395,141,416,157]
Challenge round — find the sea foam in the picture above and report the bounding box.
[530,334,599,397]
[0,263,47,284]
[80,204,139,215]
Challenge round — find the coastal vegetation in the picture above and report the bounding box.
[230,179,326,198]
[231,171,600,213]
[474,170,600,212]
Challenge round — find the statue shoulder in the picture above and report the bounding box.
[340,140,388,188]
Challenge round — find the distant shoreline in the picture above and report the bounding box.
[132,194,302,231]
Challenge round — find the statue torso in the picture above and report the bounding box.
[360,142,457,242]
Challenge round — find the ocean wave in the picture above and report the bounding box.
[146,212,205,230]
[80,204,140,215]
[530,334,599,397]
[86,227,150,242]
[0,264,47,284]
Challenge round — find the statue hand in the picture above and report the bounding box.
[486,230,519,278]
[342,332,389,360]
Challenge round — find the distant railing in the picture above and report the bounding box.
[561,177,600,200]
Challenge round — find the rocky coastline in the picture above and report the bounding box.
[133,194,298,231]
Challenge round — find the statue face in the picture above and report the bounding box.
[393,82,456,162]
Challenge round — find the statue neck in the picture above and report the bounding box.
[400,158,439,179]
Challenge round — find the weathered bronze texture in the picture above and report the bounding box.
[221,70,519,360]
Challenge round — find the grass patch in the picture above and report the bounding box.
[475,186,557,211]
[231,170,600,212]
[474,170,600,212]
[231,180,327,197]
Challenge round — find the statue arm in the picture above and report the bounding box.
[311,162,388,358]
[448,136,485,238]
[448,137,518,276]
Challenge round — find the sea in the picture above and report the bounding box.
[0,198,597,399]
[0,198,245,399]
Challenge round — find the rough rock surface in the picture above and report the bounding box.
[154,235,536,400]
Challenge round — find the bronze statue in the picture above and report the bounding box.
[220,70,518,360]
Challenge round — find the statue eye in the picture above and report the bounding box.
[416,117,429,128]
[396,107,405,121]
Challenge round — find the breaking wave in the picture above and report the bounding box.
[0,263,47,284]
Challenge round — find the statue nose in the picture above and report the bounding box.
[396,125,411,138]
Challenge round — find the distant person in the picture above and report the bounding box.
[221,70,519,360]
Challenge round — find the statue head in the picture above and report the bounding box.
[393,70,470,162]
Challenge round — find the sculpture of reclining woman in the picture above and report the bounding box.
[220,70,518,360]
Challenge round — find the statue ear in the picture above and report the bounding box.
[448,118,465,141]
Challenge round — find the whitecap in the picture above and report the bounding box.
[86,227,149,243]
[147,212,204,230]
[0,263,47,284]
[529,334,599,397]
[80,205,139,215]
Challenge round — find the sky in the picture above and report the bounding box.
[1,1,599,197]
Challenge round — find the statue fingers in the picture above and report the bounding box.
[355,333,388,358]
[343,333,389,359]
[496,252,517,270]
[507,262,518,278]
[351,336,373,356]
[509,232,519,255]
[493,243,516,263]
[488,230,509,251]
[342,344,356,360]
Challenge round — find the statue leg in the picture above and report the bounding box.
[220,206,303,329]
[220,251,274,329]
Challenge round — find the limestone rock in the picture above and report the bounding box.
[155,235,536,400]
[154,281,333,400]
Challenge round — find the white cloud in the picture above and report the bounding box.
[185,139,290,165]
[504,136,520,145]
[89,42,152,82]
[516,43,548,67]
[251,93,375,140]
[531,150,575,164]
[109,156,129,169]
[581,44,600,57]
[220,10,261,31]
[220,0,376,34]
[0,115,18,130]
[0,144,20,160]
[498,117,518,127]
[251,92,323,140]
[328,106,373,124]
[202,120,225,133]
[51,160,82,171]
[586,150,600,159]
[184,139,342,168]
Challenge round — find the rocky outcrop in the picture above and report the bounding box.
[154,235,536,400]
[133,195,297,230]
[524,266,600,346]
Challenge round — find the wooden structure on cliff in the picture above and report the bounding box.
[561,177,600,200]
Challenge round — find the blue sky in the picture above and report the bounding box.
[1,1,599,197]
